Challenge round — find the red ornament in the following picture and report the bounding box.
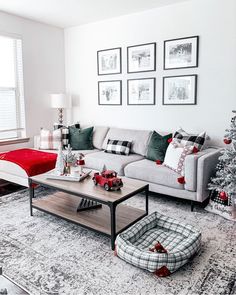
[219,191,228,201]
[177,176,185,184]
[193,146,199,154]
[167,138,173,143]
[224,138,232,144]
[155,160,162,165]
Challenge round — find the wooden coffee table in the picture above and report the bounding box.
[29,172,149,250]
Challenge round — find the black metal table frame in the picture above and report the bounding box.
[29,178,149,250]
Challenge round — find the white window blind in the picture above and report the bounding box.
[0,35,26,140]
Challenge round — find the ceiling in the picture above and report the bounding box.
[0,0,189,28]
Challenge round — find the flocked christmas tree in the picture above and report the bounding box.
[207,110,236,220]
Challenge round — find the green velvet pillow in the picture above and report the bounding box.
[147,131,172,162]
[69,126,94,150]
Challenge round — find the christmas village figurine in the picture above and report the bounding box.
[206,110,236,221]
[77,153,85,176]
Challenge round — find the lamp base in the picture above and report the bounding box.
[58,108,63,125]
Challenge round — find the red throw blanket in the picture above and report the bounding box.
[0,148,57,176]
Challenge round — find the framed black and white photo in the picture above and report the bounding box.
[98,80,122,105]
[163,75,197,105]
[97,47,121,75]
[164,36,199,70]
[127,78,155,105]
[127,43,156,73]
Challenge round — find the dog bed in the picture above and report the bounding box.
[115,211,201,276]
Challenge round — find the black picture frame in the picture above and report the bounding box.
[162,74,197,105]
[164,36,199,70]
[98,80,122,105]
[127,42,156,73]
[127,78,156,105]
[97,47,122,75]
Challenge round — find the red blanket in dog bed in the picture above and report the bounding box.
[0,148,57,176]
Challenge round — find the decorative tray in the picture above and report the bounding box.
[46,169,92,182]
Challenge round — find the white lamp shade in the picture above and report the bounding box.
[51,93,69,109]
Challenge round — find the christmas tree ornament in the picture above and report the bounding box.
[219,191,228,201]
[206,110,236,221]
[223,138,232,144]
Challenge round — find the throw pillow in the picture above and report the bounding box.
[173,128,207,151]
[69,126,94,150]
[105,139,132,156]
[39,128,62,150]
[163,141,193,175]
[147,131,172,162]
[54,123,80,148]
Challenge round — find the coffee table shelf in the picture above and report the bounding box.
[32,191,146,235]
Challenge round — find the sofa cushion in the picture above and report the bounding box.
[147,131,172,162]
[69,126,94,150]
[124,159,184,189]
[102,127,152,156]
[39,128,62,150]
[93,126,109,149]
[105,139,132,155]
[84,151,143,175]
[173,128,207,151]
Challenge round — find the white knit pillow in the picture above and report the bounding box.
[39,128,62,150]
[163,141,193,175]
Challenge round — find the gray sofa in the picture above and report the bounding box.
[34,126,221,208]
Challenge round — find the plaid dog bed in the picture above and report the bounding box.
[115,212,201,276]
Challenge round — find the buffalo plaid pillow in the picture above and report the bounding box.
[54,123,80,149]
[39,128,62,150]
[105,139,132,156]
[173,128,207,151]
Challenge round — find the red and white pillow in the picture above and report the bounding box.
[173,128,207,151]
[39,128,62,150]
[163,141,194,176]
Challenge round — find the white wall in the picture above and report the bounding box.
[65,0,236,147]
[0,11,65,151]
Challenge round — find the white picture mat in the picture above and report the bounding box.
[165,37,198,68]
[164,76,196,104]
[99,81,121,105]
[98,48,121,74]
[128,79,155,105]
[128,44,155,72]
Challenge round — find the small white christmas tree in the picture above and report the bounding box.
[206,111,236,221]
[55,144,64,175]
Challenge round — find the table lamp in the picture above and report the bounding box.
[51,94,71,125]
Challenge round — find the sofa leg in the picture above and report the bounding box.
[191,201,194,212]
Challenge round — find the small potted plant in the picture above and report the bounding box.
[63,145,77,175]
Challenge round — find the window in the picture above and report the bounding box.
[0,34,26,140]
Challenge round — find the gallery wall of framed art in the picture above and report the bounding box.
[96,35,199,107]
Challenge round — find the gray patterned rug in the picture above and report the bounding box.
[0,188,235,295]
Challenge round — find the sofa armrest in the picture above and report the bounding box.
[34,135,40,149]
[184,149,213,192]
[196,148,222,202]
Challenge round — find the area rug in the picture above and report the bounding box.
[0,188,235,295]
